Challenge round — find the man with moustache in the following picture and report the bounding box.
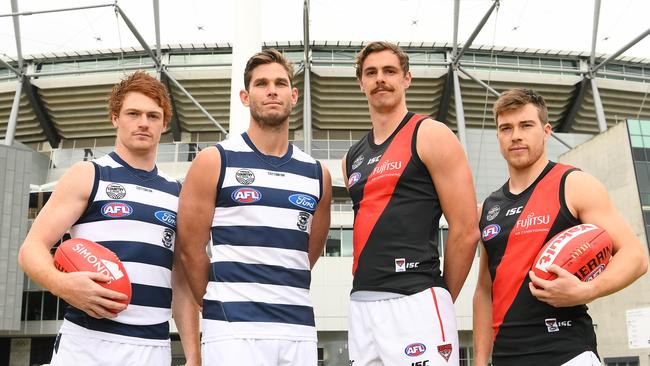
[343,41,480,366]
[177,49,331,365]
[474,88,648,365]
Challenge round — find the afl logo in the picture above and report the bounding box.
[482,224,501,241]
[404,342,426,357]
[155,210,176,227]
[232,188,262,203]
[101,202,133,218]
[348,172,361,187]
[289,194,317,211]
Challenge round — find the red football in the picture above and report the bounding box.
[532,224,612,282]
[54,238,132,305]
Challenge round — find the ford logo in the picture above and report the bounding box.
[155,210,176,227]
[404,342,426,357]
[101,202,133,218]
[288,194,317,210]
[482,224,501,241]
[232,188,262,204]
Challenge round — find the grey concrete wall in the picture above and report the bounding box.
[559,121,650,366]
[0,145,31,331]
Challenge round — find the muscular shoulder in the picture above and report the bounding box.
[416,118,464,165]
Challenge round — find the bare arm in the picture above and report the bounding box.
[529,171,649,307]
[308,165,332,268]
[417,119,480,301]
[473,242,494,366]
[177,147,220,305]
[172,251,201,366]
[18,162,127,318]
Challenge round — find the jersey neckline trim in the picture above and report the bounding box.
[366,112,414,150]
[241,132,294,167]
[502,161,556,200]
[108,151,159,180]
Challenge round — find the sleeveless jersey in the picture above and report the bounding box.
[479,162,598,365]
[68,152,181,343]
[345,112,446,295]
[202,133,323,342]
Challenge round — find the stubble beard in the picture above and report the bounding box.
[250,102,292,129]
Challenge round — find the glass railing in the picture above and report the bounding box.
[46,139,360,169]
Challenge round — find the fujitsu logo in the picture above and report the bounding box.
[372,160,402,175]
[515,212,550,230]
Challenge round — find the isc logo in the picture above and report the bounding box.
[101,202,133,218]
[231,188,262,204]
[404,343,426,357]
[411,361,429,366]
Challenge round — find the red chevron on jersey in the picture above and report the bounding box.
[352,115,422,275]
[491,163,573,339]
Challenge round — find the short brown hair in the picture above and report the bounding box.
[493,88,549,125]
[244,49,294,91]
[108,71,172,125]
[355,41,410,79]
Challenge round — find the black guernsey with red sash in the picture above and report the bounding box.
[346,112,446,295]
[479,162,598,365]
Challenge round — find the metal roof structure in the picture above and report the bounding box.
[1,0,649,151]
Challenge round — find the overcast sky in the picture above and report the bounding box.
[1,0,649,60]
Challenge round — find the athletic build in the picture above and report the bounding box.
[177,49,331,366]
[473,88,648,366]
[18,72,200,365]
[344,41,479,366]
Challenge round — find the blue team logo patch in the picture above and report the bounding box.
[404,342,426,357]
[232,187,262,203]
[101,202,133,218]
[482,224,501,241]
[348,172,361,187]
[155,210,176,227]
[288,194,317,211]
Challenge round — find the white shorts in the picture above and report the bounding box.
[202,338,317,366]
[349,287,459,366]
[50,331,171,366]
[562,351,600,366]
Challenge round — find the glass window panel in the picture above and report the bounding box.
[21,292,27,321]
[643,136,650,148]
[312,140,328,150]
[541,58,561,67]
[606,64,624,74]
[42,292,58,320]
[633,147,646,161]
[312,150,328,159]
[341,229,353,257]
[634,162,650,191]
[640,120,650,135]
[497,55,518,64]
[326,229,341,257]
[408,52,427,62]
[474,54,493,64]
[630,135,644,148]
[628,119,641,135]
[561,59,578,69]
[428,53,445,62]
[27,292,43,320]
[330,140,351,150]
[329,150,347,159]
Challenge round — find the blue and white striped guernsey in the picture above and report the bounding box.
[64,151,181,345]
[202,132,323,342]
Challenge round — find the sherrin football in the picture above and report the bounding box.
[54,238,132,305]
[532,224,612,282]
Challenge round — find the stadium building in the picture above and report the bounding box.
[0,1,649,365]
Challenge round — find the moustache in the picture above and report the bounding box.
[371,86,394,94]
